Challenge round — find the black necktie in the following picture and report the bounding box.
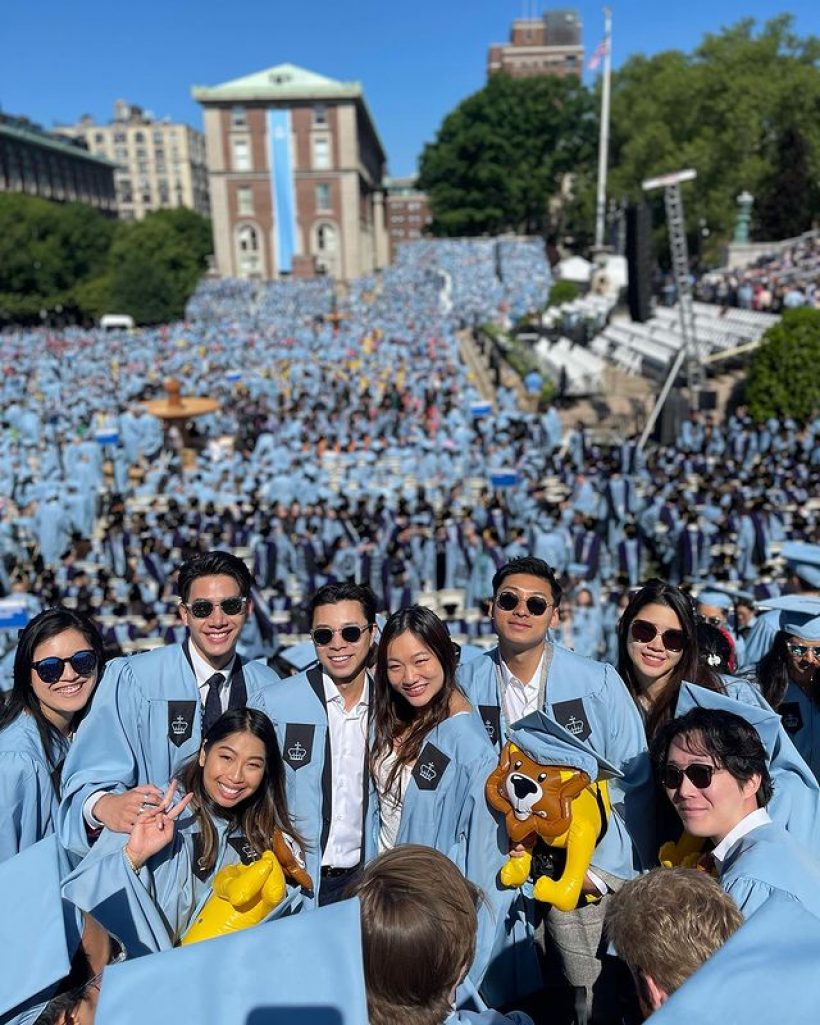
[202,672,225,736]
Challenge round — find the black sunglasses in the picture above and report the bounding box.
[31,650,98,685]
[182,597,248,619]
[311,624,372,646]
[495,591,553,617]
[630,619,685,653]
[660,763,721,790]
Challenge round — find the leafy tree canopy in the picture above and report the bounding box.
[745,308,820,421]
[0,197,211,327]
[418,73,597,237]
[608,15,820,253]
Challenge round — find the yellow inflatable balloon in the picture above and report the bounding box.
[181,851,286,945]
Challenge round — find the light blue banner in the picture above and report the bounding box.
[267,109,297,274]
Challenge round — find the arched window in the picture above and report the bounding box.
[236,223,263,277]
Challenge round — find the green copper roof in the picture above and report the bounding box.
[192,63,362,102]
[0,121,118,167]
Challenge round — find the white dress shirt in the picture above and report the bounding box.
[84,644,235,826]
[712,808,771,867]
[321,672,370,870]
[189,642,235,714]
[499,651,546,723]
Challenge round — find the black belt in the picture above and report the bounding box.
[320,865,359,879]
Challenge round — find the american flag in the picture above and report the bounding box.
[588,38,609,71]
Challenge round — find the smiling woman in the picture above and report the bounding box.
[617,579,725,740]
[368,605,505,995]
[0,607,103,862]
[63,709,309,956]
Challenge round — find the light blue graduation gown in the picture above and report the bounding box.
[62,811,301,958]
[457,647,655,878]
[261,665,376,906]
[383,712,506,995]
[719,819,820,918]
[778,679,820,782]
[647,894,820,1025]
[93,897,367,1025]
[700,680,820,851]
[0,714,68,863]
[58,644,280,856]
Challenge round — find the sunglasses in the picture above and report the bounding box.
[660,763,722,790]
[32,649,98,685]
[699,614,725,628]
[182,597,248,619]
[495,591,553,617]
[786,642,820,659]
[630,619,685,652]
[312,624,372,646]
[84,934,127,995]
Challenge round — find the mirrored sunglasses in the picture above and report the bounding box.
[495,591,552,616]
[660,763,720,790]
[630,619,685,652]
[183,597,248,619]
[32,649,98,685]
[786,642,820,659]
[311,624,372,646]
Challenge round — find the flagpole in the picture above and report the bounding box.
[594,7,612,250]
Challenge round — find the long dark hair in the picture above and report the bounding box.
[617,579,723,739]
[371,606,460,794]
[180,708,302,874]
[0,607,104,777]
[757,631,820,709]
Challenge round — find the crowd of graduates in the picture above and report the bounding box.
[0,237,819,1025]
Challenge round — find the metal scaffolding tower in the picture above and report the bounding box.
[638,169,702,449]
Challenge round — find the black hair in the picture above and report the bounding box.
[177,550,253,602]
[757,630,820,710]
[650,707,773,807]
[696,622,735,675]
[34,923,94,1025]
[309,581,377,626]
[617,579,723,739]
[492,556,563,608]
[0,607,104,779]
[371,605,460,794]
[180,708,303,876]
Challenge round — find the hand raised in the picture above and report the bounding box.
[94,785,166,833]
[124,781,193,869]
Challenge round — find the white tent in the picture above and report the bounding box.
[557,255,593,283]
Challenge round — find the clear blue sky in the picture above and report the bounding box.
[3,2,817,177]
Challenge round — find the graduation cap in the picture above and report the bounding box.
[509,711,622,783]
[754,595,820,640]
[0,836,84,1025]
[95,897,368,1025]
[276,640,318,674]
[675,683,781,759]
[780,541,820,588]
[695,589,733,611]
[648,894,820,1025]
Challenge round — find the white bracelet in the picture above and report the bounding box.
[123,845,141,874]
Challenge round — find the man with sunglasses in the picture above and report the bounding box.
[58,551,280,857]
[651,706,820,918]
[457,556,653,1020]
[262,581,377,907]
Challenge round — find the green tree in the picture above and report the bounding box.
[106,208,212,325]
[547,280,580,307]
[745,308,820,421]
[608,16,820,259]
[0,194,115,324]
[418,74,597,236]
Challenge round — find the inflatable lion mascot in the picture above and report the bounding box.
[181,829,312,945]
[486,711,620,912]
